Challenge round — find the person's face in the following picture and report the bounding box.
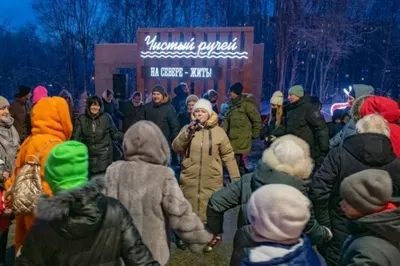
[343,115,350,124]
[194,108,210,124]
[90,102,100,115]
[24,93,32,103]
[183,85,189,94]
[347,95,355,105]
[0,106,10,121]
[288,94,300,103]
[340,200,363,219]
[187,101,196,113]
[335,118,341,124]
[229,91,238,100]
[152,92,163,104]
[107,94,114,102]
[209,94,218,104]
[133,96,141,104]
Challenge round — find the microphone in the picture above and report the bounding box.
[189,119,200,131]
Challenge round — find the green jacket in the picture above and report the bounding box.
[222,94,262,154]
[340,202,400,266]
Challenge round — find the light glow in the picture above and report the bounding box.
[141,35,248,59]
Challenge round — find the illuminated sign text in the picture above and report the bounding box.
[141,36,248,59]
[142,66,221,79]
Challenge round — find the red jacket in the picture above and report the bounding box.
[360,96,400,157]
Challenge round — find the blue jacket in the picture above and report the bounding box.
[240,236,326,266]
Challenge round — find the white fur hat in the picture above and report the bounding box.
[262,135,314,180]
[270,91,284,105]
[247,184,311,244]
[192,99,213,115]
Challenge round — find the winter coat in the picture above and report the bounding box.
[222,94,262,154]
[0,117,19,181]
[120,100,144,132]
[329,94,372,148]
[172,112,240,222]
[271,96,329,159]
[5,97,73,250]
[339,202,400,266]
[207,135,328,266]
[9,98,28,141]
[135,94,180,144]
[16,177,160,266]
[241,235,326,266]
[73,109,123,175]
[327,122,343,139]
[178,110,191,129]
[360,96,400,157]
[309,133,400,266]
[171,86,188,114]
[105,123,212,265]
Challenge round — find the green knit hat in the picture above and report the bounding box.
[45,141,89,193]
[289,85,304,98]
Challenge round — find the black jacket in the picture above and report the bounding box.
[271,96,329,159]
[178,110,191,129]
[103,100,124,120]
[207,160,330,266]
[72,110,123,174]
[171,86,188,114]
[135,96,180,143]
[121,100,144,132]
[340,202,400,266]
[16,177,160,266]
[309,133,400,266]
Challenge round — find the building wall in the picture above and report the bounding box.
[95,43,137,96]
[95,27,264,107]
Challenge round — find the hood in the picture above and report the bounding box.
[190,112,219,129]
[261,135,313,180]
[35,176,106,238]
[251,160,306,192]
[231,93,256,106]
[350,200,400,244]
[123,120,170,165]
[343,133,396,166]
[80,91,89,100]
[30,96,73,141]
[58,89,73,102]
[350,95,372,121]
[173,85,188,97]
[360,96,400,123]
[102,89,113,103]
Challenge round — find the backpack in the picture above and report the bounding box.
[7,140,58,216]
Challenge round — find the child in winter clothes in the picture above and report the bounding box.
[206,134,331,266]
[241,184,326,266]
[105,121,213,266]
[339,169,400,266]
[16,141,159,265]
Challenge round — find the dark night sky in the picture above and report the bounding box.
[0,0,35,28]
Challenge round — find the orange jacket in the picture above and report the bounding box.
[5,96,73,196]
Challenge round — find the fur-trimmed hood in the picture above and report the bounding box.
[190,111,219,129]
[350,95,372,122]
[35,176,106,238]
[261,135,313,180]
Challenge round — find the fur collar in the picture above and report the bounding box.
[35,175,105,221]
[262,135,313,180]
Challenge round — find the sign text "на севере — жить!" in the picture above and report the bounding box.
[140,36,248,59]
[142,66,221,79]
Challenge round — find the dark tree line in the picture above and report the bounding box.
[0,0,399,101]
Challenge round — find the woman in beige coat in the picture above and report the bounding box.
[172,99,240,223]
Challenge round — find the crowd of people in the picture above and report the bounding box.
[0,81,398,265]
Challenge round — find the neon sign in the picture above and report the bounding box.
[141,36,248,59]
[330,86,352,115]
[142,66,221,79]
